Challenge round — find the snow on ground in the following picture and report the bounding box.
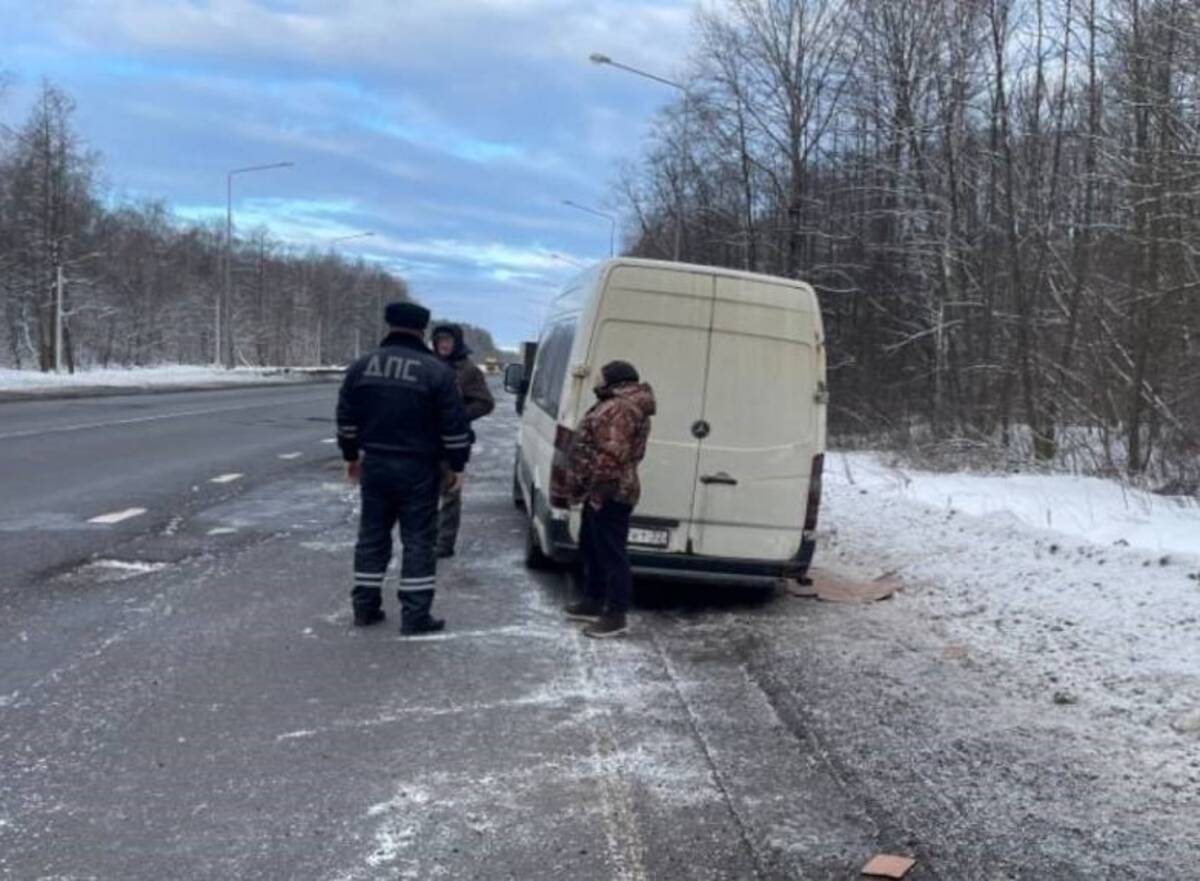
[832,451,1200,557]
[823,451,1200,745]
[0,365,334,393]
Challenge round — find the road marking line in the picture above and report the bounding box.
[278,452,302,459]
[88,507,147,525]
[89,559,168,574]
[207,527,237,536]
[210,473,243,484]
[276,729,316,742]
[320,438,336,444]
[0,393,331,441]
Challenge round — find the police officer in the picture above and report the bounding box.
[336,302,472,635]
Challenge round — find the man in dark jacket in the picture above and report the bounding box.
[431,323,495,558]
[564,360,656,638]
[337,302,472,635]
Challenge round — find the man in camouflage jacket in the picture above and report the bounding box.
[565,360,656,638]
[432,323,495,558]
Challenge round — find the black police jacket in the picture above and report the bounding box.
[336,332,472,471]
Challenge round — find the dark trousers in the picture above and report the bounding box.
[353,455,441,627]
[579,500,634,616]
[436,474,463,554]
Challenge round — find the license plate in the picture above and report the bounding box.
[628,527,670,549]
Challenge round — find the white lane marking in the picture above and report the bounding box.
[278,452,302,460]
[88,507,147,525]
[276,729,316,742]
[88,559,168,574]
[0,393,331,442]
[320,438,336,444]
[210,473,243,484]
[207,527,237,536]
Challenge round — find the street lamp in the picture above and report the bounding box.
[589,52,689,260]
[589,53,687,92]
[562,200,616,258]
[221,161,294,367]
[329,231,375,246]
[549,252,585,268]
[53,251,102,373]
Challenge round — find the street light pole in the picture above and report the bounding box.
[589,53,689,261]
[221,161,293,368]
[588,53,686,91]
[55,264,64,373]
[329,232,375,246]
[561,200,616,257]
[549,252,585,268]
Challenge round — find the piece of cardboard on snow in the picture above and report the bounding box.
[861,854,916,878]
[807,568,901,604]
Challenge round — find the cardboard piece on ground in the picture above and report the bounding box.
[861,854,916,878]
[808,569,901,604]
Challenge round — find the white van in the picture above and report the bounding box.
[505,258,826,585]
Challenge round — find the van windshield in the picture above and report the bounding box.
[529,320,577,417]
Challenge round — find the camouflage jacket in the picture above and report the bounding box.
[568,382,657,509]
[448,356,495,423]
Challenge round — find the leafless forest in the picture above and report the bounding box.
[619,0,1199,486]
[0,81,434,373]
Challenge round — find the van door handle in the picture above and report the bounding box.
[700,472,738,486]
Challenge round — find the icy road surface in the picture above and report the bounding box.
[1,383,1197,879]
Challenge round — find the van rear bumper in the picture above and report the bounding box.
[543,516,816,583]
[629,551,810,584]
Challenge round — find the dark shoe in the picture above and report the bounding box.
[564,600,604,622]
[353,609,387,627]
[583,614,628,639]
[437,548,455,559]
[400,617,446,636]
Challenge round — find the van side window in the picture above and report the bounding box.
[529,321,576,417]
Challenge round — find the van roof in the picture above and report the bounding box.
[607,258,815,290]
[556,258,816,303]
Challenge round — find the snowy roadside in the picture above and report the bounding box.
[0,365,342,399]
[822,451,1200,748]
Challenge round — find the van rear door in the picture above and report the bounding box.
[688,276,820,561]
[585,266,712,550]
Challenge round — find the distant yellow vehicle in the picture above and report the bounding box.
[482,356,501,375]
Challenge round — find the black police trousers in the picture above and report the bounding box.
[352,454,441,627]
[578,500,634,615]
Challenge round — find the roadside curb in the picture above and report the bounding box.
[0,374,342,404]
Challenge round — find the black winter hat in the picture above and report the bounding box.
[385,301,430,330]
[601,360,640,387]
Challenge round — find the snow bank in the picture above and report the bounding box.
[0,365,335,394]
[831,452,1200,558]
[823,450,1200,741]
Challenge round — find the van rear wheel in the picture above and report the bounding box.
[524,518,552,570]
[512,462,526,511]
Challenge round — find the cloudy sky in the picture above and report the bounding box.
[0,0,697,347]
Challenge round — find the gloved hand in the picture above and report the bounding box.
[591,479,619,506]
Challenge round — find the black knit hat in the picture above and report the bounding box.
[384,301,430,331]
[601,360,640,387]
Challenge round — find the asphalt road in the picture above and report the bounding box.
[1,383,1194,879]
[0,384,340,591]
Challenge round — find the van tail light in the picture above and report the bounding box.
[803,453,824,533]
[549,425,576,509]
